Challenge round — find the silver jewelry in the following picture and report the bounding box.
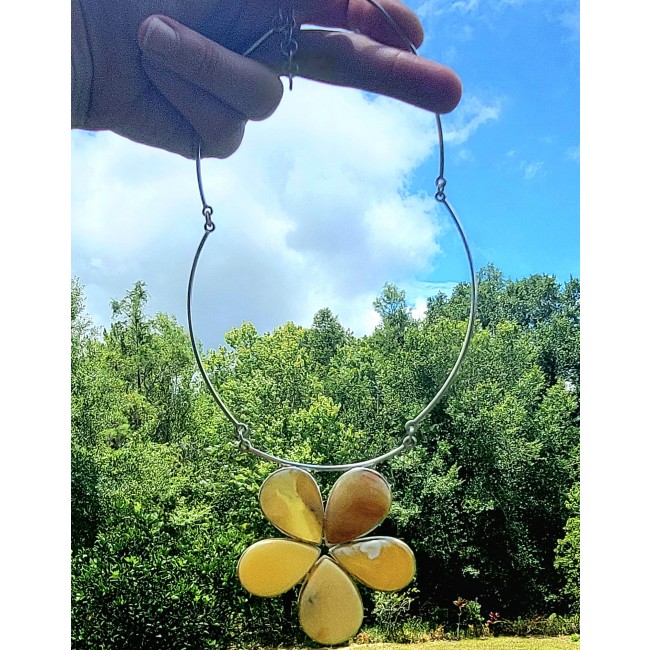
[186,3,477,644]
[188,8,477,468]
[242,5,298,87]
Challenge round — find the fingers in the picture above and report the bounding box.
[136,14,285,158]
[298,0,424,50]
[139,15,284,121]
[240,2,460,115]
[110,81,199,159]
[142,59,248,158]
[291,30,462,114]
[131,3,460,160]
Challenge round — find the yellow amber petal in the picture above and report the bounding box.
[324,468,391,545]
[298,557,364,645]
[331,537,416,591]
[238,539,320,597]
[259,468,324,544]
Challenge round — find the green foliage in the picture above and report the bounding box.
[463,599,484,626]
[105,282,196,443]
[371,587,419,640]
[373,282,412,346]
[71,268,580,648]
[554,483,580,612]
[498,613,580,637]
[306,307,350,366]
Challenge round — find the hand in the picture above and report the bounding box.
[73,0,462,159]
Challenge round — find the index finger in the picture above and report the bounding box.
[288,29,462,114]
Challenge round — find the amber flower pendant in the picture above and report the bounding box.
[237,467,416,645]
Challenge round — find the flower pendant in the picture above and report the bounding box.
[237,467,416,645]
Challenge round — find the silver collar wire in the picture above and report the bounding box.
[187,1,478,471]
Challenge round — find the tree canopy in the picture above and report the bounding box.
[71,267,580,649]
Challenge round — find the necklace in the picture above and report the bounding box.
[186,2,477,645]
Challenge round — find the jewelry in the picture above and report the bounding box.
[242,5,298,87]
[187,2,477,645]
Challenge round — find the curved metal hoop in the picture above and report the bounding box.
[187,1,478,471]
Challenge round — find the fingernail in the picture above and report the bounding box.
[139,16,178,60]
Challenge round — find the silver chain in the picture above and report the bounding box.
[187,0,477,471]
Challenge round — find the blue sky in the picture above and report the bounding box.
[412,0,579,282]
[71,0,580,346]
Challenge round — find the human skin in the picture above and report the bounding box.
[72,0,462,158]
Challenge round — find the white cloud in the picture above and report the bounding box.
[557,8,579,43]
[412,297,429,321]
[520,160,544,180]
[452,0,481,13]
[72,79,484,347]
[443,95,502,145]
[418,0,481,18]
[565,145,580,162]
[418,0,578,39]
[454,148,475,163]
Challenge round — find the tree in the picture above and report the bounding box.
[72,279,127,549]
[72,266,580,648]
[306,307,349,366]
[501,273,562,329]
[373,283,412,345]
[474,263,507,330]
[104,282,196,443]
[106,281,152,393]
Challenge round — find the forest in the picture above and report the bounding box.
[71,265,580,649]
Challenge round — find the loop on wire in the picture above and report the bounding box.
[435,176,447,201]
[238,437,252,452]
[281,37,298,57]
[278,7,298,88]
[237,424,252,450]
[402,434,417,451]
[405,421,419,436]
[202,205,215,231]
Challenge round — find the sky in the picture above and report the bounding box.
[71,0,580,348]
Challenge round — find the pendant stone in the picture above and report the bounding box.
[238,539,320,597]
[298,557,364,645]
[324,468,392,545]
[259,467,324,544]
[331,536,416,591]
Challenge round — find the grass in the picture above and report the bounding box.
[301,638,579,650]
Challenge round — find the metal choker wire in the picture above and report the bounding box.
[186,1,478,472]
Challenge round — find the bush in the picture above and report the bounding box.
[356,621,445,645]
[370,587,419,641]
[71,502,295,650]
[498,613,580,637]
